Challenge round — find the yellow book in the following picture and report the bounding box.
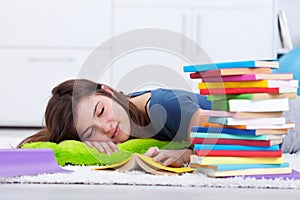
[190,155,284,165]
[198,80,298,89]
[94,153,194,175]
[194,166,292,178]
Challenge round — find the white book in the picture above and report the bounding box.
[240,123,295,130]
[266,80,298,88]
[209,117,286,125]
[229,98,289,112]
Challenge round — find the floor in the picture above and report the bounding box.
[1,128,299,200]
[0,184,299,200]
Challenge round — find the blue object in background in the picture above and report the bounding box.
[273,46,300,95]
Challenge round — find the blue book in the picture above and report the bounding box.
[190,162,289,171]
[183,60,279,72]
[189,132,283,141]
[193,144,280,151]
[191,126,265,136]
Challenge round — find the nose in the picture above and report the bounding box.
[100,121,113,135]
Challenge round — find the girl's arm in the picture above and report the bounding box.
[145,108,206,167]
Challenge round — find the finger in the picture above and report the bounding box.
[84,141,93,148]
[144,147,159,157]
[100,142,112,155]
[152,151,168,163]
[92,142,105,153]
[107,141,118,153]
[162,157,177,167]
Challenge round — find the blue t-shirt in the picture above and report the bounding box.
[129,88,211,141]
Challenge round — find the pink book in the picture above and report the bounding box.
[202,73,293,82]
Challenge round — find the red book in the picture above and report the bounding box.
[195,149,282,157]
[199,88,282,95]
[190,138,282,147]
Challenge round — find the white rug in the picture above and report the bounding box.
[1,153,300,189]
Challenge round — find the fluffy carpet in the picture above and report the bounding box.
[1,153,300,189]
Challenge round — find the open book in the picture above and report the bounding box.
[93,153,194,175]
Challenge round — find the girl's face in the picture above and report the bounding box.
[75,93,131,144]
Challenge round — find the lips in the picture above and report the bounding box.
[111,123,119,138]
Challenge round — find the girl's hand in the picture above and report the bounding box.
[144,147,193,167]
[84,141,118,155]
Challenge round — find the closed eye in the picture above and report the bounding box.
[98,107,104,117]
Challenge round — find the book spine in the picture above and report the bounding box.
[193,144,279,151]
[190,155,284,165]
[199,88,279,95]
[190,138,276,146]
[195,150,282,157]
[190,126,257,135]
[198,80,269,89]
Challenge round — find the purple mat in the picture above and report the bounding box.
[244,170,300,180]
[0,148,71,177]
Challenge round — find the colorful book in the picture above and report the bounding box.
[190,68,272,78]
[207,93,297,101]
[194,149,282,157]
[208,117,286,125]
[200,122,295,130]
[189,162,289,171]
[211,98,289,112]
[190,155,284,165]
[183,60,279,72]
[193,144,280,151]
[200,110,283,118]
[190,138,282,147]
[201,73,293,82]
[192,125,289,135]
[189,131,284,140]
[199,87,297,95]
[198,80,298,89]
[192,165,291,178]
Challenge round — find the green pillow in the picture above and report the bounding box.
[22,138,190,166]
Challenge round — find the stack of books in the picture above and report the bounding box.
[183,60,297,177]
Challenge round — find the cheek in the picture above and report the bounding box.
[88,133,110,142]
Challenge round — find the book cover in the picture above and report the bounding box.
[198,80,298,89]
[0,149,70,177]
[190,68,272,78]
[207,93,296,101]
[201,73,293,82]
[208,117,286,125]
[94,153,194,175]
[194,149,282,157]
[190,138,283,147]
[193,144,280,151]
[245,169,300,180]
[211,98,289,112]
[183,60,279,72]
[190,155,284,165]
[193,166,291,178]
[200,87,297,95]
[200,109,283,118]
[189,162,289,171]
[191,125,288,136]
[200,122,295,131]
[189,131,284,141]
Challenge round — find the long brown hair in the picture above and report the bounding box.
[17,79,149,147]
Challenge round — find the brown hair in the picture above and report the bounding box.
[17,79,149,148]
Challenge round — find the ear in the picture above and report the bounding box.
[101,85,114,95]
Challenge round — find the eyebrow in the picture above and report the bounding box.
[80,101,100,138]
